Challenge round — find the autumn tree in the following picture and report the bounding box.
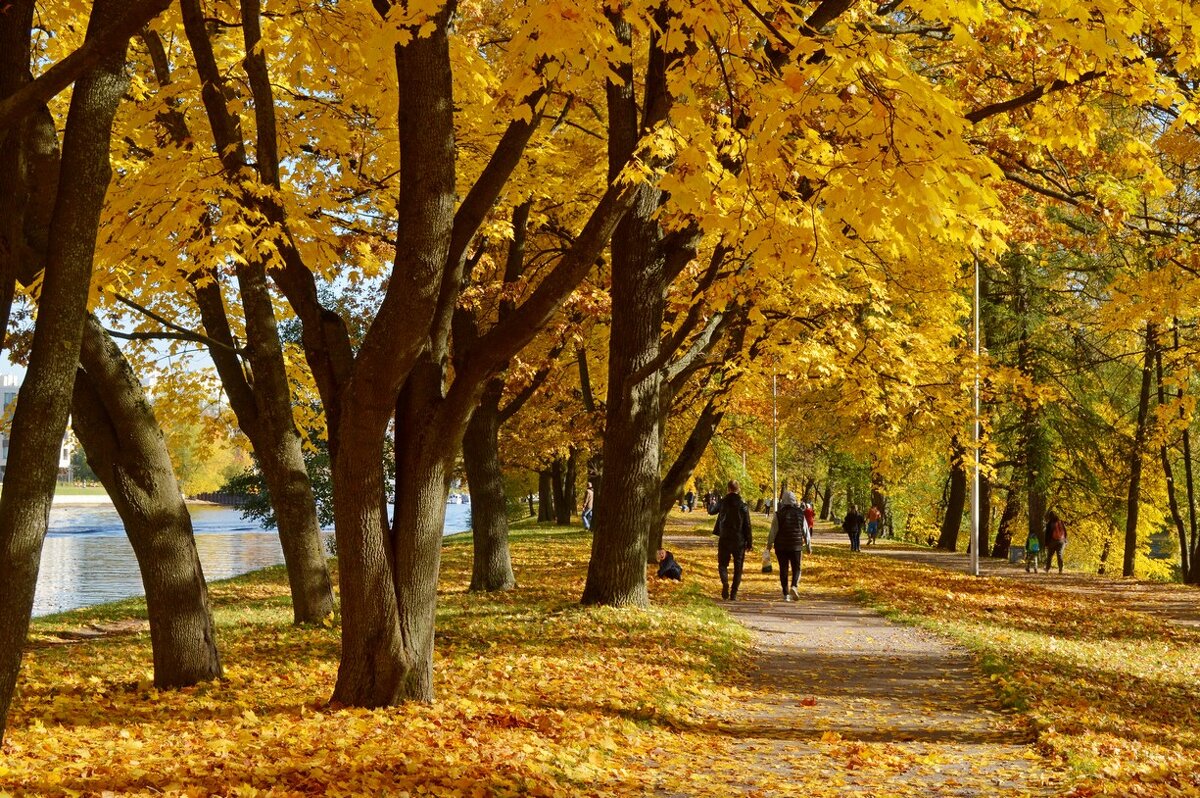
[0,0,168,743]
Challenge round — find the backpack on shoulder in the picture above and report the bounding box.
[1051,520,1066,542]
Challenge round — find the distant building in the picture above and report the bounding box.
[0,374,73,481]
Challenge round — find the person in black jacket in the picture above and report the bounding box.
[842,505,865,552]
[768,491,810,600]
[709,480,753,600]
[656,549,683,580]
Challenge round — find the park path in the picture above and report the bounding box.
[661,520,1057,797]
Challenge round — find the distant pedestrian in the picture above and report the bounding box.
[581,482,594,531]
[709,480,753,600]
[685,490,696,512]
[1043,511,1067,573]
[768,491,810,601]
[842,505,865,552]
[803,501,816,534]
[866,505,881,545]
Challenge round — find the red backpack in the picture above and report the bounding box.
[1051,519,1066,542]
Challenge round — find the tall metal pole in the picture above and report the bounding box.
[970,258,981,577]
[772,373,779,513]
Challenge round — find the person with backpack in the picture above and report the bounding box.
[709,480,753,600]
[1044,511,1067,573]
[842,505,865,551]
[768,491,810,600]
[1024,527,1041,573]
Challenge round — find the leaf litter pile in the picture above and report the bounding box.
[2,525,1186,796]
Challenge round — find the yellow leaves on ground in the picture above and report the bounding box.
[2,530,755,797]
[827,543,1200,797]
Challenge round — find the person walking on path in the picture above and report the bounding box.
[768,491,810,600]
[581,482,594,531]
[1024,527,1042,573]
[843,505,865,552]
[709,480,753,600]
[1043,510,1067,573]
[866,504,882,545]
[803,501,816,533]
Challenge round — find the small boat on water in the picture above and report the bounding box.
[447,494,462,505]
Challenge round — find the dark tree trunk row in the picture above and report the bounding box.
[991,483,1021,558]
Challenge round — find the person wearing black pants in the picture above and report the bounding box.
[710,480,753,600]
[770,491,810,601]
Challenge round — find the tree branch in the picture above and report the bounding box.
[0,0,172,133]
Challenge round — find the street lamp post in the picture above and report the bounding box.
[970,258,981,577]
[772,372,778,514]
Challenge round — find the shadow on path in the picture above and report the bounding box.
[658,524,1059,797]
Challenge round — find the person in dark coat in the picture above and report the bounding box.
[656,549,683,580]
[842,505,865,552]
[709,480,753,600]
[1043,510,1068,573]
[768,491,810,600]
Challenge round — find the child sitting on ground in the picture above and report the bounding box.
[1024,529,1041,573]
[656,549,683,580]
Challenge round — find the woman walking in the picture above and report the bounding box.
[770,491,810,601]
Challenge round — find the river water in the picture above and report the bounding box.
[33,502,473,617]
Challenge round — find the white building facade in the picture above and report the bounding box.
[1,374,73,481]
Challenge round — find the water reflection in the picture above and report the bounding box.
[33,502,473,617]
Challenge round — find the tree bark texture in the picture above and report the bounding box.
[72,317,222,687]
[462,380,515,591]
[0,2,130,742]
[327,1,459,705]
[937,441,967,551]
[820,481,834,520]
[1124,325,1155,578]
[1155,348,1190,578]
[990,483,1021,558]
[537,469,556,522]
[192,276,333,624]
[581,10,675,608]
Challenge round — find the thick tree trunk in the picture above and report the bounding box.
[72,317,222,686]
[937,441,967,551]
[552,452,577,525]
[1156,348,1190,578]
[820,481,833,520]
[1124,325,1155,577]
[0,5,130,742]
[537,469,555,522]
[462,380,515,591]
[193,272,334,625]
[990,483,1021,558]
[978,472,992,556]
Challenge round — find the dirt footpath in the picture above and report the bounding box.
[662,523,1058,796]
